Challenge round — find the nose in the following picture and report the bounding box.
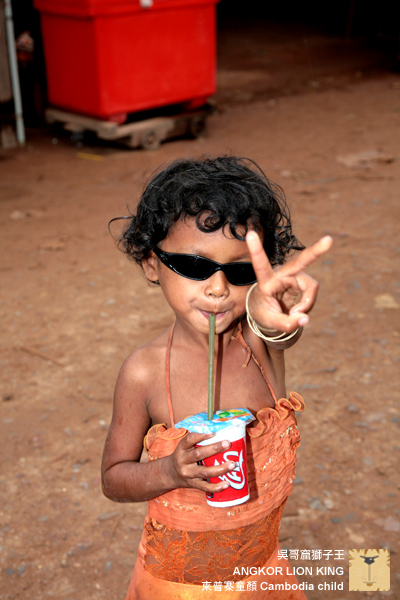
[204,270,229,299]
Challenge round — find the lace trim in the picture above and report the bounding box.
[248,392,305,438]
[144,423,186,452]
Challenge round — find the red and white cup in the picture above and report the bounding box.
[197,424,249,507]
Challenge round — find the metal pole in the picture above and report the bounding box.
[4,0,25,145]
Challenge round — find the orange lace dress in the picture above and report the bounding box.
[125,323,307,600]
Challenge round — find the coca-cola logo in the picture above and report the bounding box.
[214,450,245,490]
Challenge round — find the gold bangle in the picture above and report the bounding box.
[246,283,299,343]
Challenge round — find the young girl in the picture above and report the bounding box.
[101,156,332,600]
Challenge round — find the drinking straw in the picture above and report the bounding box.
[208,313,216,420]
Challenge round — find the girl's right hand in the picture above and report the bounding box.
[166,432,236,493]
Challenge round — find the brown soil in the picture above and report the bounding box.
[1,24,399,600]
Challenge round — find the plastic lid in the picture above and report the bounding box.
[175,408,255,433]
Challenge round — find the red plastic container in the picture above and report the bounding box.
[34,0,218,120]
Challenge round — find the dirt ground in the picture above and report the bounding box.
[1,22,400,600]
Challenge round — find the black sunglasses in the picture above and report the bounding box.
[153,247,257,286]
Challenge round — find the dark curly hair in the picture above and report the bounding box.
[116,156,304,271]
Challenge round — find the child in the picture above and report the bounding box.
[101,156,332,600]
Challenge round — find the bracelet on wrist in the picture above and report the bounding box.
[245,283,299,343]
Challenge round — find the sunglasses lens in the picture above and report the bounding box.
[156,248,256,285]
[170,255,213,280]
[224,263,256,286]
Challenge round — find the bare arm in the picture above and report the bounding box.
[101,350,238,503]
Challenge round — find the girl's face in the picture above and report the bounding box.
[143,217,253,336]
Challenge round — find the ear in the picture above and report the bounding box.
[142,251,160,283]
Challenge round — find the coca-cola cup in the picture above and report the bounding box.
[197,422,249,507]
[175,408,255,508]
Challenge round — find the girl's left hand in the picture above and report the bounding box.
[245,231,333,333]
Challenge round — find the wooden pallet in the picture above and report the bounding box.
[45,106,211,150]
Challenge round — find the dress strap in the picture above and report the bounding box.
[231,320,278,405]
[165,322,176,427]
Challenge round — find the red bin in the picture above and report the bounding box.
[34,0,218,120]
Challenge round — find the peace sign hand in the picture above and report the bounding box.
[245,231,333,335]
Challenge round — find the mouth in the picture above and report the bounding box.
[199,309,228,321]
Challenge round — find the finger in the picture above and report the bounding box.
[246,230,274,286]
[252,311,309,332]
[278,236,333,278]
[181,432,216,450]
[191,440,232,463]
[248,279,310,329]
[192,479,230,493]
[289,274,319,315]
[197,460,237,481]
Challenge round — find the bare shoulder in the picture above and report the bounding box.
[112,324,173,426]
[117,326,171,391]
